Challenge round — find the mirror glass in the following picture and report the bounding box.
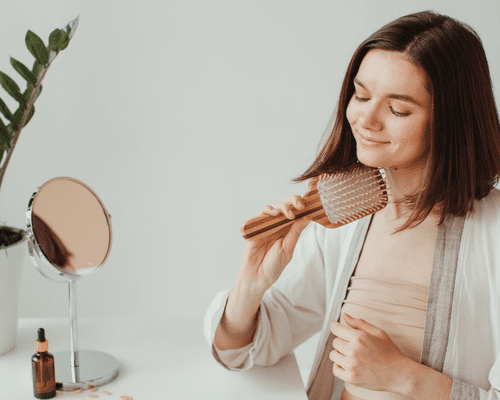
[27,177,112,281]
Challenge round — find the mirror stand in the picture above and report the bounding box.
[51,279,119,391]
[27,246,119,391]
[26,177,119,391]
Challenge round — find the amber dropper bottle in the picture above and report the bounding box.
[32,328,56,399]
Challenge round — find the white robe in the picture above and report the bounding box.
[204,188,500,399]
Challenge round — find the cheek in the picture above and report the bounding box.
[392,121,431,155]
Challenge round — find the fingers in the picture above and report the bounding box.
[329,349,347,373]
[343,314,386,337]
[331,359,347,382]
[330,321,358,342]
[257,195,305,218]
[280,218,310,255]
[332,336,349,356]
[284,195,305,210]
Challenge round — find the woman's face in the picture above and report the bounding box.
[346,49,433,172]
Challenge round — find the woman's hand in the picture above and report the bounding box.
[236,195,311,296]
[215,195,311,351]
[329,313,416,395]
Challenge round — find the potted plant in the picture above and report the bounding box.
[0,16,79,355]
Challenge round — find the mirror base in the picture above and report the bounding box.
[53,349,119,391]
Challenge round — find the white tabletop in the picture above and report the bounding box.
[0,317,308,399]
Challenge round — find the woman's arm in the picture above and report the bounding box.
[400,360,452,400]
[402,360,500,400]
[204,220,331,370]
[213,283,262,350]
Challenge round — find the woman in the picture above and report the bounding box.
[204,10,500,400]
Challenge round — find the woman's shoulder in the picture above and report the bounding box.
[461,188,500,294]
[471,187,500,217]
[465,187,500,231]
[479,187,500,205]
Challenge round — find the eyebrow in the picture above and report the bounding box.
[353,77,423,107]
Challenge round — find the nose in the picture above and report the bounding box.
[358,102,383,131]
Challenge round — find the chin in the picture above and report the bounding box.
[356,150,388,169]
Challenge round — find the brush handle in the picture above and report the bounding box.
[240,178,334,241]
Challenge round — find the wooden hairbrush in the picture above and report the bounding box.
[240,164,389,240]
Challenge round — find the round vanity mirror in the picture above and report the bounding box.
[26,177,118,391]
[26,177,112,282]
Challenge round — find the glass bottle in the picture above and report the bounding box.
[32,327,56,399]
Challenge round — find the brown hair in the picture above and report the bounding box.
[292,10,500,233]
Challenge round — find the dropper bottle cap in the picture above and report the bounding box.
[35,328,49,353]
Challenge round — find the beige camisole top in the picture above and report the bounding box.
[339,276,429,400]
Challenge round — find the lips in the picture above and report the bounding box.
[357,132,389,144]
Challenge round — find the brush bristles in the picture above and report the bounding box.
[317,165,388,225]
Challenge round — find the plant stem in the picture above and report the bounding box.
[0,57,55,194]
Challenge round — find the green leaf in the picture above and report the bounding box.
[0,119,12,154]
[6,124,15,137]
[32,60,45,80]
[59,34,70,51]
[25,105,35,126]
[0,98,15,123]
[33,84,42,103]
[24,83,42,105]
[0,71,25,105]
[26,30,49,65]
[0,116,10,143]
[64,16,79,40]
[10,58,37,85]
[13,108,24,129]
[48,29,65,52]
[51,16,79,52]
[48,50,57,64]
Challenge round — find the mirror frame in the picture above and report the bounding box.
[26,177,112,282]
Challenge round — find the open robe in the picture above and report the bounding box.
[204,189,500,400]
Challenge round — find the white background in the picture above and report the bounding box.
[0,0,498,325]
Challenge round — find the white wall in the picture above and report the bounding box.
[0,0,498,323]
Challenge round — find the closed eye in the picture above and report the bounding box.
[390,106,410,117]
[355,95,369,102]
[355,94,410,118]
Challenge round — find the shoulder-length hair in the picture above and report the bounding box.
[292,10,500,233]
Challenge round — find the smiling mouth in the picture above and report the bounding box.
[358,133,389,144]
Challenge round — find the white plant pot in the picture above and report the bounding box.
[0,230,26,356]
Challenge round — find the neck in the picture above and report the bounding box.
[385,166,422,200]
[381,165,433,222]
